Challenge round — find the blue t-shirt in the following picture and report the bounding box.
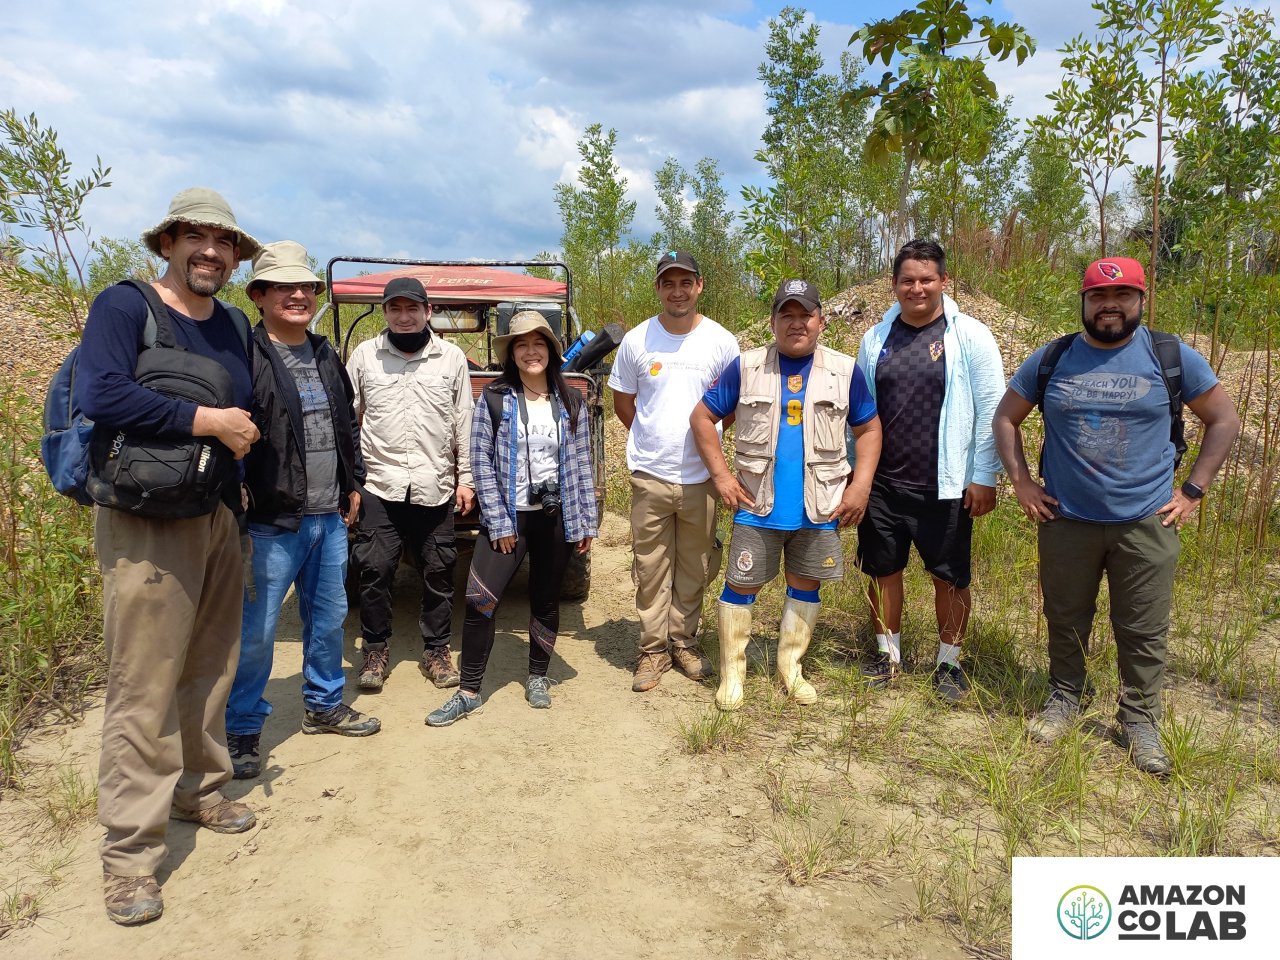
[703,352,877,530]
[1008,327,1217,523]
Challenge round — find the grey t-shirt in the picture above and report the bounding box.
[272,338,340,514]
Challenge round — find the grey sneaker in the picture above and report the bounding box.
[1027,690,1081,744]
[426,691,483,727]
[525,675,552,709]
[931,662,970,703]
[227,731,261,779]
[863,652,899,689]
[302,703,381,737]
[1119,721,1172,776]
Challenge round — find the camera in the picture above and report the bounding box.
[530,480,561,519]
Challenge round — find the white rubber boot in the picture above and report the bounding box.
[776,597,819,705]
[715,601,752,711]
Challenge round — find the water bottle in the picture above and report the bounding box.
[562,329,596,364]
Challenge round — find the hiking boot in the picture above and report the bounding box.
[359,644,390,691]
[670,644,713,681]
[103,872,163,926]
[632,650,672,692]
[420,647,461,688]
[1119,721,1172,776]
[426,691,483,727]
[227,731,261,779]
[303,703,382,737]
[931,662,970,704]
[525,675,553,709]
[1027,690,1080,744]
[863,652,899,689]
[170,796,256,834]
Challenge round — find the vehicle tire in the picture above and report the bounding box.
[561,549,591,602]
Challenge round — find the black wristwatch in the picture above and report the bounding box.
[1181,480,1205,500]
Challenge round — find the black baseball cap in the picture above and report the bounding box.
[381,276,429,305]
[772,278,821,313]
[655,249,700,279]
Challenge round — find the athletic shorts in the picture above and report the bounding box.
[725,523,844,589]
[855,477,973,587]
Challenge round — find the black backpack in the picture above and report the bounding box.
[1032,329,1187,475]
[42,279,250,518]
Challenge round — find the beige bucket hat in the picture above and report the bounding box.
[493,310,563,366]
[247,241,324,291]
[140,187,262,260]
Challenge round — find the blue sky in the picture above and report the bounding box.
[0,1,1254,269]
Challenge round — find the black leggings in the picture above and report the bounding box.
[460,511,573,694]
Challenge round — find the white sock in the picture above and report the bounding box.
[937,642,962,668]
[876,632,902,664]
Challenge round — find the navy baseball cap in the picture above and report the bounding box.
[772,278,821,313]
[655,249,700,279]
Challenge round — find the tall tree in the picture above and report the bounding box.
[554,123,639,329]
[844,0,1034,253]
[1033,30,1148,257]
[1099,0,1222,326]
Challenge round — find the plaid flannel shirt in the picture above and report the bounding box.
[471,382,598,543]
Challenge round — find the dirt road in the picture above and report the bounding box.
[2,517,959,959]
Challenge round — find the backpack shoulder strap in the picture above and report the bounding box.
[216,299,253,357]
[1148,330,1187,468]
[1034,332,1079,410]
[484,383,504,433]
[118,279,174,348]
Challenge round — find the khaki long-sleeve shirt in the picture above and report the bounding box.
[347,331,474,507]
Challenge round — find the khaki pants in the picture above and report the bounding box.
[95,503,244,876]
[629,472,717,654]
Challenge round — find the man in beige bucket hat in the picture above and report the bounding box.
[76,187,261,925]
[225,242,380,783]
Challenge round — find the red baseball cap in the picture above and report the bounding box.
[1080,257,1146,293]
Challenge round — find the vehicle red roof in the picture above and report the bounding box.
[329,264,566,304]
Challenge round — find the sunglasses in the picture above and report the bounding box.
[268,282,320,295]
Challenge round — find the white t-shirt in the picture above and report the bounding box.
[515,396,560,512]
[607,314,740,484]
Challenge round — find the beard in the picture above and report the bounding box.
[1082,308,1142,343]
[184,259,228,296]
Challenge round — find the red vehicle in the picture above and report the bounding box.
[321,258,615,600]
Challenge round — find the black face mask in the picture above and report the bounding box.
[388,328,431,354]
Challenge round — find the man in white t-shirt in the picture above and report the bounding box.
[609,250,741,692]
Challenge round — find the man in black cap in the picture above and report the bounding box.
[346,276,475,692]
[608,251,740,692]
[691,279,880,711]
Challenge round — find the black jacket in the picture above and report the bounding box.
[244,324,365,530]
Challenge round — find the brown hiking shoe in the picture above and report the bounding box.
[359,644,390,691]
[103,872,163,926]
[632,650,672,692]
[670,644,713,681]
[420,647,461,688]
[169,796,256,834]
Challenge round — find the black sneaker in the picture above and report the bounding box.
[863,652,899,689]
[931,662,970,704]
[227,732,260,779]
[302,703,382,737]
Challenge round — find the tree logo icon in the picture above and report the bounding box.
[1058,885,1112,940]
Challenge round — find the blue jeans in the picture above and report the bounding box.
[226,513,349,734]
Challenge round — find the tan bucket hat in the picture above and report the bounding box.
[493,310,563,366]
[140,187,262,260]
[247,241,324,291]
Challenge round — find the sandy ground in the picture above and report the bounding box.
[2,517,961,960]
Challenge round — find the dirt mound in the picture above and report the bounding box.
[0,267,70,400]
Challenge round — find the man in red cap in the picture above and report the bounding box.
[993,257,1239,775]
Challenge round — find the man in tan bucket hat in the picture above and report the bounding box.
[76,187,261,925]
[225,242,380,783]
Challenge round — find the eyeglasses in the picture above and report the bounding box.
[268,282,320,295]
